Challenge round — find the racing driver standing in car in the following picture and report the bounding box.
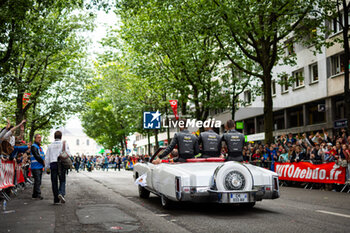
[153,119,199,163]
[198,123,222,158]
[222,120,245,162]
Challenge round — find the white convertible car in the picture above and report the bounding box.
[134,148,280,208]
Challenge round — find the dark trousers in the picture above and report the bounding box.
[102,163,108,171]
[50,162,66,203]
[227,152,243,162]
[116,164,121,171]
[75,162,80,172]
[31,169,43,198]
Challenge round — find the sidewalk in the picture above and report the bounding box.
[0,174,55,233]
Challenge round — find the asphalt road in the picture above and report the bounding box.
[1,169,349,233]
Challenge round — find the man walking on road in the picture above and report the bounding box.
[30,134,45,200]
[45,131,71,204]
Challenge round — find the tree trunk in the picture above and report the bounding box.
[154,129,159,150]
[262,73,274,144]
[29,126,35,143]
[231,95,237,121]
[15,90,24,126]
[163,93,171,143]
[120,140,125,156]
[179,90,187,116]
[342,0,350,132]
[125,135,128,154]
[147,132,151,156]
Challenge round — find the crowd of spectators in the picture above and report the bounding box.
[0,119,32,184]
[242,129,350,169]
[242,129,350,186]
[69,154,150,172]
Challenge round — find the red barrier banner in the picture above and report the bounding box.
[0,160,15,190]
[16,163,25,184]
[275,162,346,184]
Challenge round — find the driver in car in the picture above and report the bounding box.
[153,119,199,164]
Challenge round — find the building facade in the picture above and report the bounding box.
[213,9,349,140]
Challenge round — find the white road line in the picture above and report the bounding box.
[316,210,350,218]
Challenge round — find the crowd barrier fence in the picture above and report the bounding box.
[0,160,27,201]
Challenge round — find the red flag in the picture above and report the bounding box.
[22,93,31,109]
[169,100,179,120]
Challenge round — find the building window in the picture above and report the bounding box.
[281,75,289,93]
[272,80,276,96]
[308,105,325,125]
[333,17,340,34]
[289,107,304,128]
[244,90,251,104]
[310,63,318,83]
[293,69,304,88]
[86,139,89,146]
[332,11,345,34]
[285,41,295,56]
[76,139,79,146]
[330,53,345,76]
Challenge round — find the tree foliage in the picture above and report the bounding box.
[0,0,95,141]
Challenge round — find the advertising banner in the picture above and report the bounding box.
[275,162,346,184]
[0,160,15,190]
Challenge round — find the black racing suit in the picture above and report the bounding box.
[159,129,199,162]
[198,130,222,158]
[222,129,245,162]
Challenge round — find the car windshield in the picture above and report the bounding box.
[151,147,168,162]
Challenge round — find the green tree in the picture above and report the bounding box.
[0,1,94,141]
[117,0,230,121]
[81,98,127,150]
[202,0,334,143]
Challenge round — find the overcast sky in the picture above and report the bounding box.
[87,8,120,58]
[63,8,132,147]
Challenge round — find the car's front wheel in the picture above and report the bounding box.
[160,195,173,209]
[138,185,150,199]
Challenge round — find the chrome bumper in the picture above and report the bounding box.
[178,186,279,203]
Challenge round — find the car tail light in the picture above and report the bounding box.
[175,177,181,200]
[273,177,279,191]
[176,178,180,192]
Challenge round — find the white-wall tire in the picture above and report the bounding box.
[214,162,253,191]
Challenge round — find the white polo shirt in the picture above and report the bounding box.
[45,139,71,169]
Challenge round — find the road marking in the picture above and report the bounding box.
[156,214,169,217]
[316,210,350,218]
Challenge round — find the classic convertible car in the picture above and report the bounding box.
[134,148,280,208]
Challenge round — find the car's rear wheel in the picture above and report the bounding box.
[160,195,173,209]
[240,202,255,208]
[138,185,150,198]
